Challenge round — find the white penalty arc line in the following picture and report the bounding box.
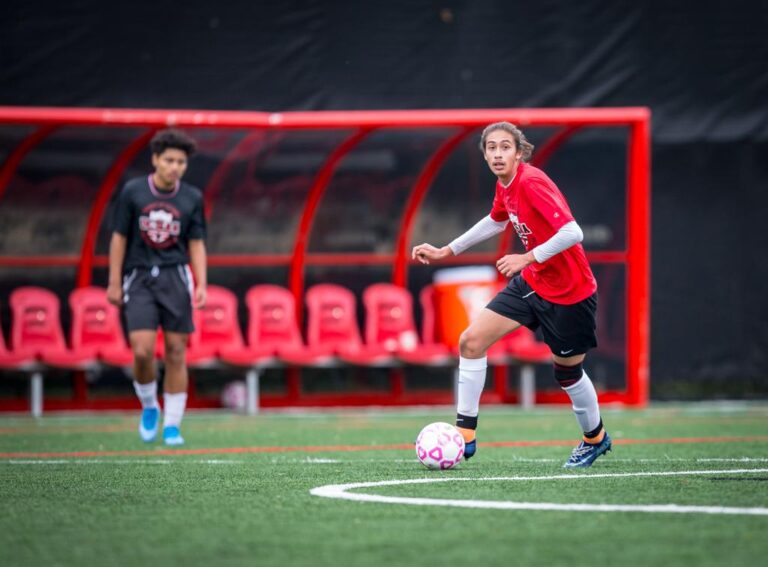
[310,468,768,516]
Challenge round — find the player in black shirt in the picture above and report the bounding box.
[107,129,207,446]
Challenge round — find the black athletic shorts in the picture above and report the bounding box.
[486,275,597,356]
[121,265,195,334]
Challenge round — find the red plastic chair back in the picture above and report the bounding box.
[10,287,67,357]
[305,284,362,349]
[245,285,304,348]
[189,285,244,351]
[0,307,10,354]
[362,283,419,351]
[68,287,127,353]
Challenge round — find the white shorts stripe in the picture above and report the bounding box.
[122,268,138,303]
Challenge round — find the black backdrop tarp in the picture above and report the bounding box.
[1,0,767,396]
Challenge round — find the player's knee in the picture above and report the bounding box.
[164,341,186,366]
[459,329,487,358]
[132,345,154,365]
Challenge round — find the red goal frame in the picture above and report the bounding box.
[0,106,650,408]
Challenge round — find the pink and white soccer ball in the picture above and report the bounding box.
[415,422,465,470]
[221,380,247,412]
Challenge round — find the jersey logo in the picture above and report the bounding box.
[139,203,181,248]
[509,213,532,247]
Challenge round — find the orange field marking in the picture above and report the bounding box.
[1,435,767,459]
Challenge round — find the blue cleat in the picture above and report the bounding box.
[139,407,160,443]
[464,439,477,460]
[162,426,185,446]
[563,432,612,469]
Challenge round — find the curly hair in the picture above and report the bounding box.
[478,122,534,162]
[149,129,197,157]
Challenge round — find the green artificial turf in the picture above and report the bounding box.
[1,403,767,567]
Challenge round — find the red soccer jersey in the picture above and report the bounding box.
[489,163,597,304]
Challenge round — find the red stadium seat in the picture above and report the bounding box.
[363,283,451,366]
[9,286,90,369]
[186,285,243,367]
[0,302,34,369]
[66,287,133,367]
[288,284,391,367]
[220,284,304,367]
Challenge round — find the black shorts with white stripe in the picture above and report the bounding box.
[486,275,597,357]
[121,264,195,334]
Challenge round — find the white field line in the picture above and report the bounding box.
[271,457,768,464]
[5,455,768,466]
[310,468,768,516]
[2,459,244,465]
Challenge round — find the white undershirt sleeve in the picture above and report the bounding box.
[448,215,509,255]
[531,220,583,263]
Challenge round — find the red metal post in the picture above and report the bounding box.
[76,128,158,288]
[626,113,652,406]
[392,127,474,287]
[0,106,652,129]
[0,250,626,269]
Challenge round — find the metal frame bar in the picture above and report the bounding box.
[626,117,651,406]
[0,250,629,268]
[0,106,650,128]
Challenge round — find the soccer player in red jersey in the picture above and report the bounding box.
[412,122,611,468]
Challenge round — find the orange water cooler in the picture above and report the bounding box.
[432,266,499,348]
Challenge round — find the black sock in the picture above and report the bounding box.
[554,362,583,388]
[584,419,604,442]
[456,413,478,430]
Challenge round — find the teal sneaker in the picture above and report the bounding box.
[563,432,612,469]
[162,425,185,446]
[139,408,160,443]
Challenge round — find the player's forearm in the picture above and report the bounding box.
[188,239,208,288]
[531,221,583,263]
[108,233,127,285]
[448,215,509,255]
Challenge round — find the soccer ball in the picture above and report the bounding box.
[221,380,247,412]
[415,422,465,470]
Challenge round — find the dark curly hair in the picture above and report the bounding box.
[149,129,197,157]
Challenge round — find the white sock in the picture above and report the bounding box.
[163,392,188,429]
[562,372,601,433]
[456,356,487,418]
[133,380,159,410]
